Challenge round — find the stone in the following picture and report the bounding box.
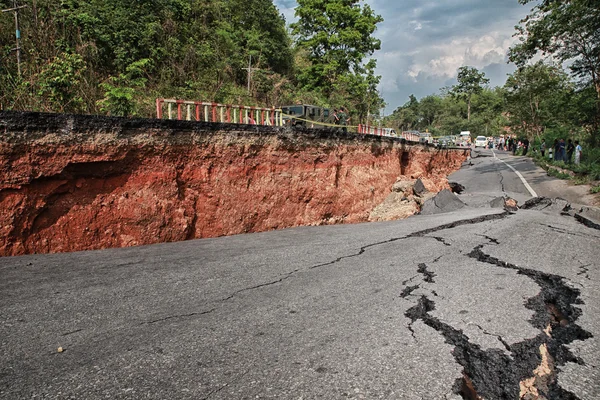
[392,180,415,194]
[420,189,467,215]
[413,178,427,196]
[369,192,420,222]
[490,197,506,209]
[448,181,465,194]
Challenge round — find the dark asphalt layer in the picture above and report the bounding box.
[1,147,598,399]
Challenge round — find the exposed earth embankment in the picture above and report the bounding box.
[0,111,469,256]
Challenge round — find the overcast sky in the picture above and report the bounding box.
[273,0,534,114]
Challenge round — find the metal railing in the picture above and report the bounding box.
[155,99,423,144]
[156,98,283,126]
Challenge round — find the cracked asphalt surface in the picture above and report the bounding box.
[1,148,598,399]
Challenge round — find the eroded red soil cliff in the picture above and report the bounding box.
[0,112,469,256]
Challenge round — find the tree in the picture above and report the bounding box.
[419,95,443,128]
[0,0,295,114]
[451,66,489,122]
[290,0,383,97]
[509,0,600,143]
[504,61,571,140]
[338,59,383,124]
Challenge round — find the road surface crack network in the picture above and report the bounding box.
[400,236,594,399]
[467,322,512,352]
[141,213,510,326]
[417,263,436,283]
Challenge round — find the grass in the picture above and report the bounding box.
[546,168,573,180]
[530,151,600,194]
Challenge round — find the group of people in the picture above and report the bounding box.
[496,136,521,153]
[495,135,583,164]
[332,107,350,132]
[540,138,582,164]
[494,136,529,155]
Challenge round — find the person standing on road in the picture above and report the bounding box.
[558,138,566,162]
[566,139,575,164]
[540,139,546,157]
[575,141,582,164]
[553,139,559,161]
[338,107,349,133]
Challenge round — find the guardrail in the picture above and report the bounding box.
[357,125,391,136]
[156,98,283,126]
[156,99,426,144]
[357,125,421,141]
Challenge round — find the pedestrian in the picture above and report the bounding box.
[332,109,340,125]
[558,139,566,162]
[548,144,553,160]
[540,139,546,157]
[574,141,582,164]
[566,139,574,164]
[553,139,559,161]
[338,107,348,133]
[522,138,529,156]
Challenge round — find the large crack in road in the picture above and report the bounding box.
[403,238,594,399]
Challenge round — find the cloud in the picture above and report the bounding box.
[272,0,533,112]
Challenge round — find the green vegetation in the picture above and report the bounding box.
[1,0,383,120]
[0,0,598,176]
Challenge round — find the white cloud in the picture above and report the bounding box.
[273,0,533,111]
[406,33,516,80]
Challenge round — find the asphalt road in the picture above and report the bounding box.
[1,148,599,399]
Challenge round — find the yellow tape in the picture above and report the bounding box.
[281,113,357,129]
[281,113,448,140]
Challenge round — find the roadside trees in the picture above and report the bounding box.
[509,0,600,144]
[290,0,384,114]
[451,66,490,122]
[503,62,572,141]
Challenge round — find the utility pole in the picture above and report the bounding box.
[242,55,261,94]
[2,1,27,76]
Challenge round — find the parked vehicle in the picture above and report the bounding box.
[419,132,433,144]
[280,104,331,128]
[474,135,487,148]
[437,136,453,148]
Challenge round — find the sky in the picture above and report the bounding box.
[272,0,535,114]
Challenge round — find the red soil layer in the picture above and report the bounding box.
[0,112,469,256]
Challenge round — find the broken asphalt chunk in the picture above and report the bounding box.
[420,189,467,215]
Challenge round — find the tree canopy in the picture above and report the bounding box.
[451,66,490,122]
[509,0,600,143]
[290,0,383,97]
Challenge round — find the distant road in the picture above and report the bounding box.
[1,148,599,399]
[453,146,598,207]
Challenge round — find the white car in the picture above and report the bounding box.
[474,136,487,148]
